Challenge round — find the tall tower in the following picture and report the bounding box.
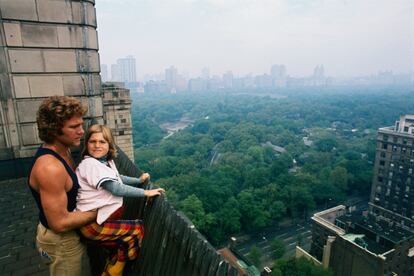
[223,71,233,89]
[165,66,177,93]
[111,63,120,81]
[270,64,287,88]
[369,115,414,229]
[201,67,210,80]
[0,0,103,162]
[117,55,136,83]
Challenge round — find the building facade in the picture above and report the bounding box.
[112,55,136,83]
[369,115,414,229]
[0,0,103,165]
[304,115,414,276]
[102,82,134,161]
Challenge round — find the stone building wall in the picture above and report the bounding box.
[0,0,103,160]
[102,82,134,161]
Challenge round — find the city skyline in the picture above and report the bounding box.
[95,0,413,79]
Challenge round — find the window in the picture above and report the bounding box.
[380,160,385,166]
[404,126,409,132]
[383,143,388,150]
[381,152,386,158]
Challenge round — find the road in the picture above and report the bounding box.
[230,197,369,269]
[232,220,313,268]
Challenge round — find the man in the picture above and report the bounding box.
[28,96,97,275]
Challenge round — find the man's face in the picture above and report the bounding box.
[56,116,84,147]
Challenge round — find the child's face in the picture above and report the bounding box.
[87,132,110,159]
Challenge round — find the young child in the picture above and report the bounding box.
[76,124,164,276]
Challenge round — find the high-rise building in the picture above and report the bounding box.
[201,67,210,80]
[369,115,414,228]
[270,64,287,88]
[311,65,326,86]
[111,63,120,81]
[223,71,233,89]
[117,55,136,83]
[101,64,109,82]
[165,66,178,93]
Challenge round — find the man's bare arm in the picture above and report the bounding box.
[32,156,96,233]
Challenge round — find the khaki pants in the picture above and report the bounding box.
[36,223,89,276]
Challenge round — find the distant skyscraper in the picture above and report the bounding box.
[101,64,109,82]
[116,55,136,83]
[270,64,287,88]
[310,65,325,86]
[223,71,233,89]
[111,63,120,81]
[201,67,210,80]
[165,66,178,93]
[313,65,324,78]
[271,64,286,79]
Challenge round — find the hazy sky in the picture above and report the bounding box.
[96,0,414,79]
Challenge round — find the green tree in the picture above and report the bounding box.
[215,197,241,234]
[248,245,262,268]
[180,194,213,230]
[315,137,338,152]
[238,189,271,230]
[274,257,333,276]
[271,239,285,259]
[330,166,348,192]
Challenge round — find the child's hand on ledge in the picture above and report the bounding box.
[140,172,150,183]
[144,188,165,197]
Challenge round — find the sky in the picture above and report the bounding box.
[95,0,414,79]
